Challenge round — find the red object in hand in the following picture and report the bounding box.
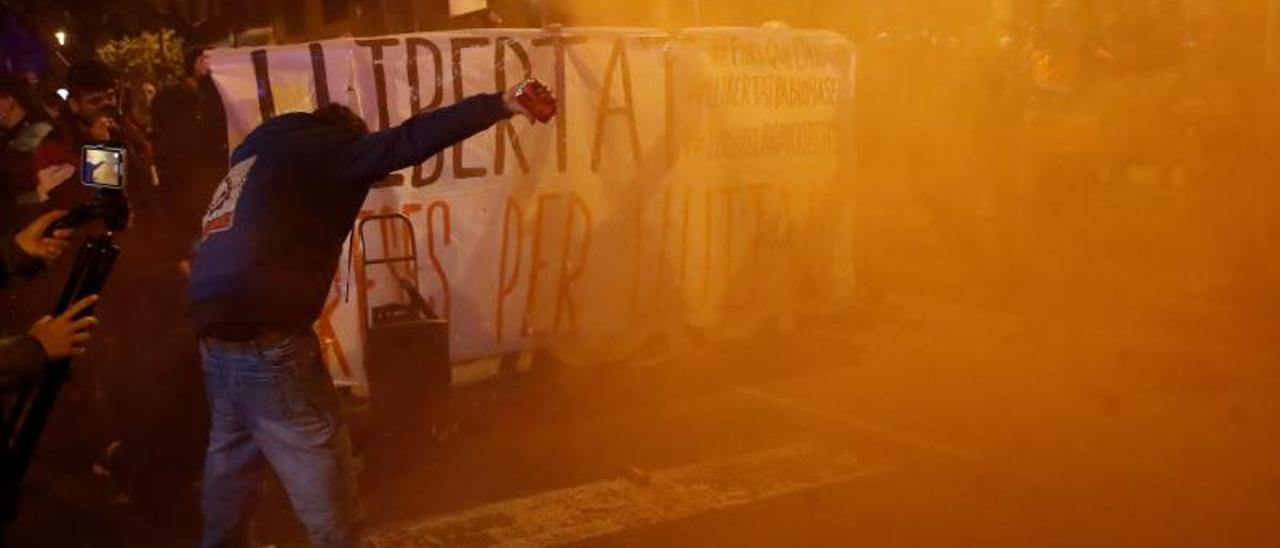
[514,79,557,123]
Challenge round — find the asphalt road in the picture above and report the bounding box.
[351,282,1280,548]
[9,248,1279,547]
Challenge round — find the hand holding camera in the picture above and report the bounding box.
[88,115,119,142]
[43,145,131,236]
[16,210,75,263]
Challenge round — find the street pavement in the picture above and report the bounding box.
[8,275,1277,548]
[351,285,1280,548]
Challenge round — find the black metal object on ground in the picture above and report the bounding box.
[357,214,451,460]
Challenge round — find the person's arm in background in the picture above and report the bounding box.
[0,210,72,288]
[32,132,77,205]
[330,82,550,186]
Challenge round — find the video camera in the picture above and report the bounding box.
[46,142,130,234]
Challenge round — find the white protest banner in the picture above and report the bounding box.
[207,27,855,388]
[660,28,857,332]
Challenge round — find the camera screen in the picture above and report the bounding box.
[81,145,126,189]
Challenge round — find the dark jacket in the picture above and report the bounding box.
[188,93,512,335]
[151,76,230,261]
[0,117,53,221]
[33,105,157,221]
[0,234,48,389]
[1,117,53,336]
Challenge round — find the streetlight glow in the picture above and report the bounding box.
[55,30,66,46]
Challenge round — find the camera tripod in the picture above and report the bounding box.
[0,233,119,524]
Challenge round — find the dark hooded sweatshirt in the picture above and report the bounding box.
[187,93,511,336]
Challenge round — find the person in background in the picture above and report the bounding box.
[96,48,226,534]
[0,70,52,229]
[119,83,156,178]
[0,71,54,344]
[32,59,158,220]
[33,60,119,208]
[124,82,157,137]
[23,60,165,521]
[151,46,229,265]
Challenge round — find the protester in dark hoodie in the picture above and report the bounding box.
[188,80,552,547]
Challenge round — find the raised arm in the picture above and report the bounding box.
[330,93,512,186]
[329,79,556,186]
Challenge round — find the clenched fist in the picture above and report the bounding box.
[503,79,557,123]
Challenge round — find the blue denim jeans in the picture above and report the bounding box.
[199,330,361,548]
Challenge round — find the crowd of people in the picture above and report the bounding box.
[0,48,228,532]
[1,32,545,543]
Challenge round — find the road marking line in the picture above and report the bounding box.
[734,386,981,462]
[368,442,884,548]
